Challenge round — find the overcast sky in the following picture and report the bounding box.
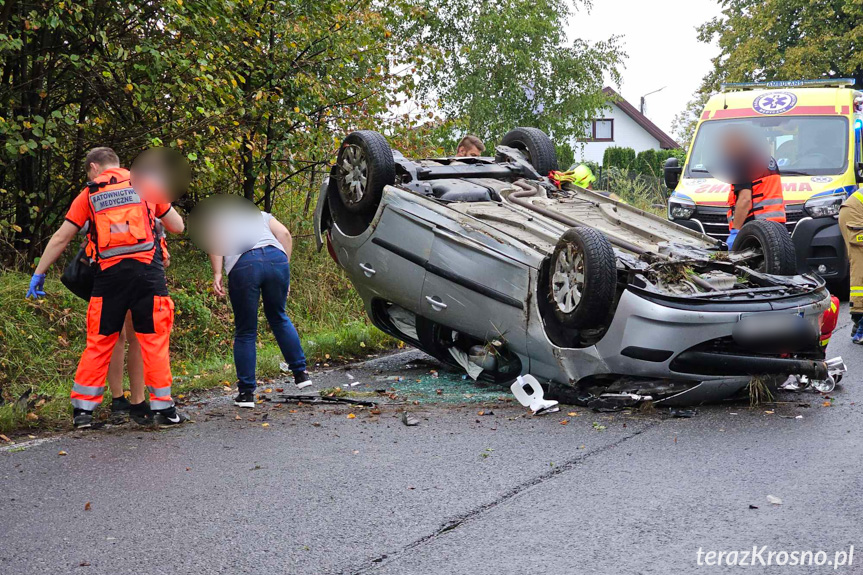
[567,0,723,136]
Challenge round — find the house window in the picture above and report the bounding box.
[580,119,614,142]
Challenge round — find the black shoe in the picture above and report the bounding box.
[234,391,255,408]
[129,402,154,426]
[153,406,188,427]
[111,397,132,413]
[73,409,93,429]
[294,371,312,389]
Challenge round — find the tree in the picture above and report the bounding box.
[0,1,416,264]
[674,0,863,146]
[397,0,625,144]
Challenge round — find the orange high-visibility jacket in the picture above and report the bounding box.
[727,161,786,230]
[86,169,158,265]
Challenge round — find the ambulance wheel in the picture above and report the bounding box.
[498,127,559,176]
[732,220,797,275]
[335,130,395,214]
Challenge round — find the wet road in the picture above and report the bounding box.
[1,309,862,574]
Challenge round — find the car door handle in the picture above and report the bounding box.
[425,296,447,311]
[359,263,376,277]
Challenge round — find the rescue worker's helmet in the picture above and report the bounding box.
[570,164,596,188]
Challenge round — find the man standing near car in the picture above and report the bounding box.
[455,135,485,158]
[840,188,863,342]
[25,147,187,428]
[722,127,786,248]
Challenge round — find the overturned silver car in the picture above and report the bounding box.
[314,127,839,405]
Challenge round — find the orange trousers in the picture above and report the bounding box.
[70,260,175,412]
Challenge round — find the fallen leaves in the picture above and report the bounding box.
[559,419,568,426]
[58,450,68,456]
[0,434,11,443]
[346,413,356,419]
[592,422,606,431]
[25,412,39,421]
[84,502,91,511]
[261,423,269,427]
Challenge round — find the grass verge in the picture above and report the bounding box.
[0,239,397,434]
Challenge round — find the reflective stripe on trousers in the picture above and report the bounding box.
[147,385,174,410]
[70,382,107,410]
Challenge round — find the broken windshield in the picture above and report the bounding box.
[685,116,849,177]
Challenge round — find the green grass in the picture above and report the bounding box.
[0,237,397,433]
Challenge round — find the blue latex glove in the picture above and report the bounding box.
[26,273,46,299]
[726,229,739,250]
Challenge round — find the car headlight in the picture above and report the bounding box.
[668,197,696,219]
[804,195,844,218]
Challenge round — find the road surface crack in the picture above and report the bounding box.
[349,420,663,574]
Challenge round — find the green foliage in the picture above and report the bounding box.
[676,0,863,147]
[604,167,666,215]
[602,146,636,170]
[555,142,575,171]
[397,0,625,143]
[633,149,679,178]
[0,1,417,263]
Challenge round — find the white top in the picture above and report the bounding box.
[224,211,285,275]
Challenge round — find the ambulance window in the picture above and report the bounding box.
[686,116,848,177]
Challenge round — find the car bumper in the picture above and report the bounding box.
[544,288,831,385]
[792,216,848,280]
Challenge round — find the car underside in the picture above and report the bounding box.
[315,127,842,406]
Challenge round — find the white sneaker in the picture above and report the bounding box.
[295,371,312,389]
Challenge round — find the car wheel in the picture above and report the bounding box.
[548,227,616,329]
[498,127,559,176]
[336,130,395,214]
[732,220,797,275]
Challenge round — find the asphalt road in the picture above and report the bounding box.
[2,308,862,575]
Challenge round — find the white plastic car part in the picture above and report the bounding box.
[511,375,559,415]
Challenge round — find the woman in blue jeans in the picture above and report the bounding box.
[209,212,310,408]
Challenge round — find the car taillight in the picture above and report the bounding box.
[325,230,339,265]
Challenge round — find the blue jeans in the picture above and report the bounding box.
[228,246,307,392]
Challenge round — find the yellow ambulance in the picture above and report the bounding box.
[664,79,862,291]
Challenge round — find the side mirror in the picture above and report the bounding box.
[856,162,863,184]
[663,157,682,191]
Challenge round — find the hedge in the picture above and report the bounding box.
[602,146,636,170]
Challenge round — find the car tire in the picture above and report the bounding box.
[335,130,395,214]
[548,227,616,329]
[498,127,559,176]
[732,220,797,275]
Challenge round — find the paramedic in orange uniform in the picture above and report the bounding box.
[721,127,786,248]
[26,147,186,429]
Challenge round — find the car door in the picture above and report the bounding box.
[345,205,434,313]
[419,226,530,351]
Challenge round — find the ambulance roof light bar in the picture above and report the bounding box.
[720,78,856,91]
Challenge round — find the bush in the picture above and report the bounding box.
[555,142,575,171]
[602,146,636,170]
[634,149,681,178]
